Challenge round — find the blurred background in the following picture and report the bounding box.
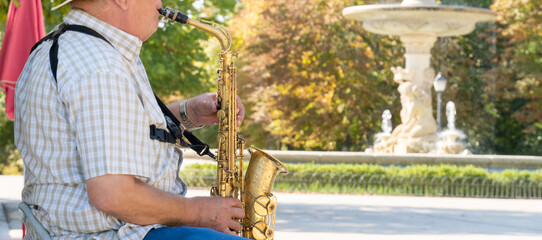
[0,0,540,175]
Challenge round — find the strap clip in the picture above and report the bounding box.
[149,125,176,144]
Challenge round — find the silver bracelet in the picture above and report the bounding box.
[179,99,202,130]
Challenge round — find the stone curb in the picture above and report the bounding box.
[0,201,21,240]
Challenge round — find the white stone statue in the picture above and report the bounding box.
[369,80,438,153]
[391,67,414,84]
[394,82,438,151]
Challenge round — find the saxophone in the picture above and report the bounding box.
[159,8,288,240]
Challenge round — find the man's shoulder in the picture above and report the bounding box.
[62,31,122,63]
[55,30,133,86]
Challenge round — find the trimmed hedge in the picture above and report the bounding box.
[181,163,542,198]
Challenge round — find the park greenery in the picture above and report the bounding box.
[182,162,542,198]
[0,0,541,173]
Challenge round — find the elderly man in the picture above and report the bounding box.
[14,0,247,239]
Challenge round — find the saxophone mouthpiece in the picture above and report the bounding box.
[158,8,189,24]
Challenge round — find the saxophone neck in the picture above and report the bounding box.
[188,19,231,51]
[159,8,231,51]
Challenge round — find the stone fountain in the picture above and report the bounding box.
[343,0,495,154]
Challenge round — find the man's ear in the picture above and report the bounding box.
[112,0,129,11]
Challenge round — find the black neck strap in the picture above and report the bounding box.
[31,23,215,159]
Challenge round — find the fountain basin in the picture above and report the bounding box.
[342,1,496,154]
[343,5,495,37]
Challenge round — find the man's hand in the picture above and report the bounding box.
[189,196,245,235]
[186,92,246,128]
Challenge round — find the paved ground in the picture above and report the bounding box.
[2,175,542,240]
[0,176,23,240]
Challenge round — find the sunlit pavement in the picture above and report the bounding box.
[189,187,542,239]
[2,175,542,240]
[271,191,542,240]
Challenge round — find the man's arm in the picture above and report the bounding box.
[86,174,244,234]
[166,92,245,128]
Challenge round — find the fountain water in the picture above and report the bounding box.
[446,101,456,131]
[371,110,394,152]
[436,101,468,154]
[343,0,495,154]
[381,109,393,135]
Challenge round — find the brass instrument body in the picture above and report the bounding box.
[159,8,287,240]
[243,148,287,239]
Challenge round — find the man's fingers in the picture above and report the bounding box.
[236,95,242,108]
[227,197,243,208]
[231,206,245,220]
[219,227,234,235]
[228,219,243,233]
[235,96,246,127]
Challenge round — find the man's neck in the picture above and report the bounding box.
[71,2,129,37]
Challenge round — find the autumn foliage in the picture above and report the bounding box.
[233,0,404,150]
[232,0,541,154]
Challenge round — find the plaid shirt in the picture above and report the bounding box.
[15,9,187,240]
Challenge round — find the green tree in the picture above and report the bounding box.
[142,0,238,97]
[434,0,541,155]
[489,0,542,155]
[0,91,21,174]
[232,0,403,151]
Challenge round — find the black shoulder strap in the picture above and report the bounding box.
[153,94,215,159]
[31,23,113,83]
[32,23,215,160]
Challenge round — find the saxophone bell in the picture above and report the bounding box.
[243,147,287,240]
